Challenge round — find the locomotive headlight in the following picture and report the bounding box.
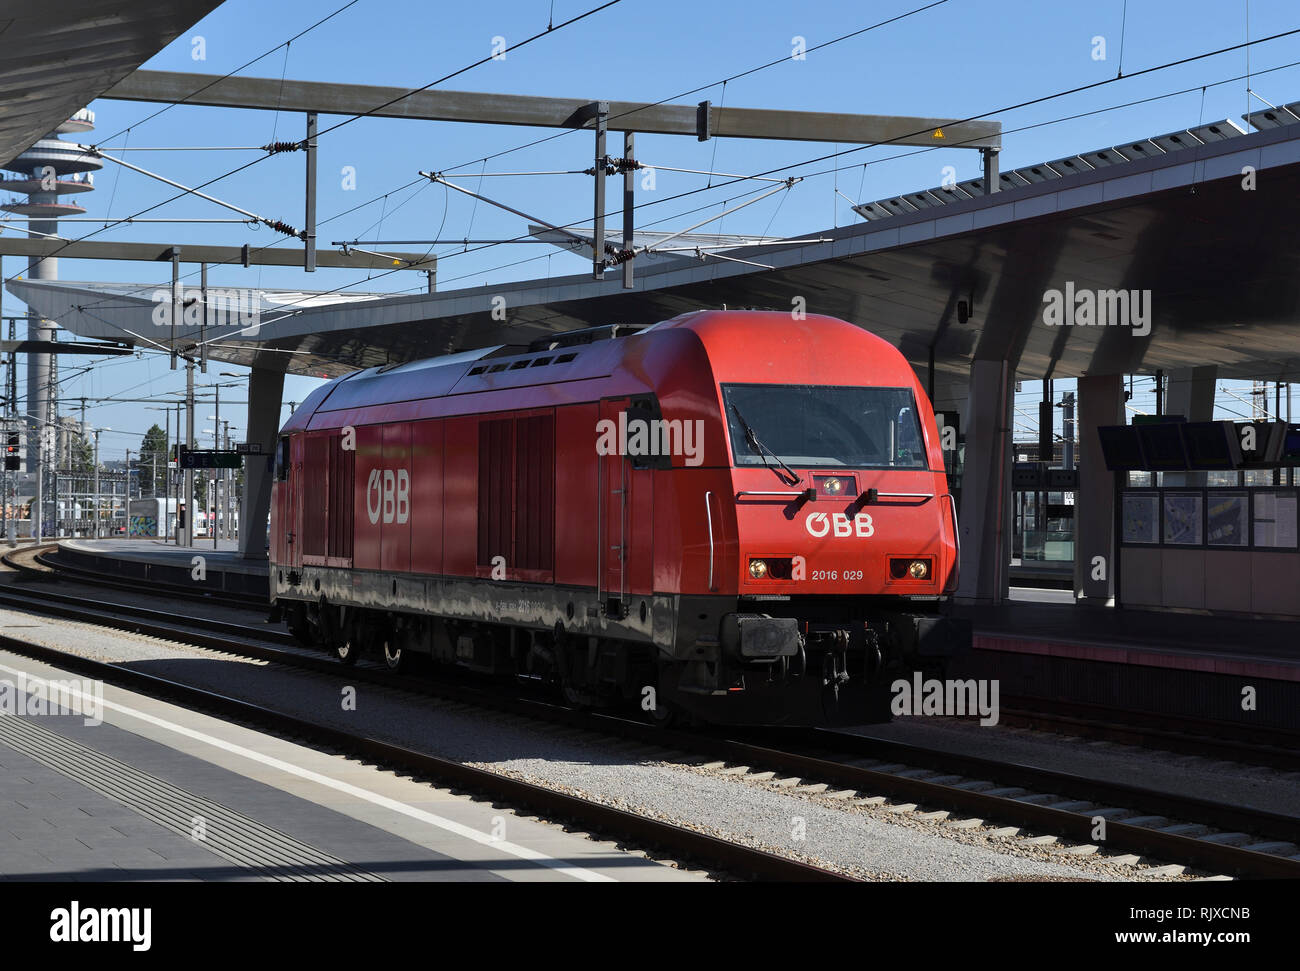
[749,559,769,579]
[823,476,843,495]
[908,559,929,579]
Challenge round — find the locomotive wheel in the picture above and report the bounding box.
[560,682,599,709]
[649,697,697,729]
[650,699,680,727]
[382,638,405,672]
[335,638,359,665]
[552,627,601,708]
[286,605,315,646]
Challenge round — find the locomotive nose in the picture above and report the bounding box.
[733,467,951,595]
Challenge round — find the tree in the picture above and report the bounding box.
[138,425,168,497]
[69,434,93,472]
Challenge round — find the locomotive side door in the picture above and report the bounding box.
[597,398,629,615]
[282,434,304,570]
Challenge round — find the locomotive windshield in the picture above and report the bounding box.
[721,383,929,469]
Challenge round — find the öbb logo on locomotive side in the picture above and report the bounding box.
[594,412,704,466]
[805,511,874,538]
[366,468,410,524]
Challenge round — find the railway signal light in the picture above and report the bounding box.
[4,432,21,471]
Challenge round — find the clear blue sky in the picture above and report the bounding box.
[6,0,1300,458]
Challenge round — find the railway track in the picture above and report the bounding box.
[996,696,1300,773]
[0,576,1296,879]
[2,542,264,610]
[13,545,1295,773]
[0,584,847,882]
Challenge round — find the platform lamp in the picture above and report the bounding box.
[91,428,108,539]
[220,421,239,541]
[218,373,245,541]
[206,404,239,543]
[205,415,221,543]
[201,427,218,546]
[145,404,182,542]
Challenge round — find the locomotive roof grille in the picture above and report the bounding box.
[466,351,577,376]
[370,345,505,375]
[526,322,645,352]
[374,321,644,380]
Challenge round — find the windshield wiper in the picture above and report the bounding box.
[729,403,800,486]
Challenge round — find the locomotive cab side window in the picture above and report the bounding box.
[721,383,929,470]
[276,436,290,481]
[626,395,672,470]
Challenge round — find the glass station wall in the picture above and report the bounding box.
[1119,482,1300,615]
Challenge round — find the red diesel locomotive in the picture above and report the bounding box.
[270,310,968,725]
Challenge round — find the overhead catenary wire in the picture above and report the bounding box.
[1,217,256,224]
[2,1,629,367]
[91,0,364,149]
[19,18,1300,385]
[86,146,283,152]
[85,148,302,236]
[400,36,1300,286]
[422,172,601,252]
[437,169,592,178]
[435,0,954,177]
[48,10,1289,318]
[627,26,1300,208]
[10,22,1300,384]
[27,0,626,280]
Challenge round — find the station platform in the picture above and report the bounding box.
[955,589,1300,730]
[964,589,1300,683]
[0,648,699,882]
[53,538,268,598]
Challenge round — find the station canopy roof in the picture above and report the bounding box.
[11,97,1300,383]
[0,1,224,169]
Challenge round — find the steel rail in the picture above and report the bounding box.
[0,583,291,649]
[996,696,1300,773]
[0,631,850,883]
[2,545,264,609]
[9,549,1300,878]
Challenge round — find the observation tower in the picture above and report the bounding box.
[0,107,101,470]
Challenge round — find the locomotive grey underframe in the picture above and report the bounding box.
[276,563,703,659]
[274,564,962,670]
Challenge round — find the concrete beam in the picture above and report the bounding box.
[0,340,133,355]
[104,70,1002,149]
[0,236,434,270]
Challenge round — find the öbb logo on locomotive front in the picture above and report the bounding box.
[805,511,874,538]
